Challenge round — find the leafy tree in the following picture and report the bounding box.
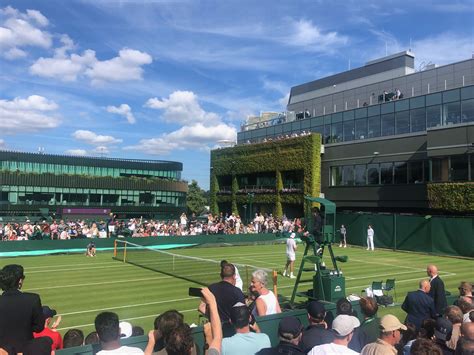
[186,180,207,215]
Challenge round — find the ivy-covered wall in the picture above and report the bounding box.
[210,134,321,217]
[427,182,474,212]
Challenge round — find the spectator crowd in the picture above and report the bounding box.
[1,261,473,355]
[0,213,302,241]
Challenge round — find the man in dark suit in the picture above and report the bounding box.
[427,264,448,316]
[0,264,45,353]
[402,279,436,330]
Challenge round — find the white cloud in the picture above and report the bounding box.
[412,33,473,66]
[125,122,236,155]
[0,139,6,150]
[284,19,348,51]
[106,104,136,124]
[91,146,110,155]
[65,149,87,156]
[72,130,122,145]
[30,46,152,84]
[278,93,290,108]
[85,48,152,85]
[145,91,219,125]
[0,95,60,134]
[0,6,52,59]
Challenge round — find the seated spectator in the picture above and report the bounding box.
[456,298,474,323]
[221,302,271,355]
[0,264,44,353]
[455,337,474,355]
[94,311,144,354]
[309,314,360,355]
[257,316,305,355]
[21,336,53,355]
[300,301,334,352]
[410,338,443,355]
[402,279,436,330]
[119,321,133,339]
[165,324,194,355]
[33,305,63,350]
[399,323,417,355]
[457,282,473,304]
[361,314,407,355]
[151,310,186,354]
[460,322,474,341]
[349,297,380,352]
[85,331,100,345]
[250,270,281,316]
[433,318,454,355]
[132,326,145,337]
[445,306,463,351]
[63,329,84,348]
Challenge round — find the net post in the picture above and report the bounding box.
[113,239,117,258]
[272,269,278,296]
[123,242,127,263]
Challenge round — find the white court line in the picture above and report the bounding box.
[26,263,132,274]
[57,308,197,331]
[25,261,117,270]
[60,297,195,316]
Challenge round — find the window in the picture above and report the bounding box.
[461,99,474,123]
[411,107,426,132]
[394,162,407,184]
[381,113,395,136]
[450,155,468,181]
[355,118,367,140]
[331,122,343,143]
[354,165,366,185]
[431,158,449,182]
[368,115,380,138]
[343,120,355,141]
[408,161,424,183]
[443,102,461,125]
[324,125,331,144]
[367,164,379,185]
[426,105,442,128]
[395,111,410,134]
[331,166,342,186]
[381,163,393,184]
[342,166,354,186]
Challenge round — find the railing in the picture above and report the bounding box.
[237,185,276,194]
[281,183,303,193]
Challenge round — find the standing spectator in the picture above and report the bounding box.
[300,301,334,352]
[401,279,436,330]
[95,312,143,354]
[107,213,116,238]
[308,314,360,355]
[427,264,448,316]
[367,225,374,251]
[339,225,347,248]
[361,314,407,355]
[0,264,44,353]
[349,297,380,352]
[221,260,243,291]
[250,270,281,316]
[33,306,63,350]
[257,316,305,355]
[221,302,271,355]
[283,230,297,279]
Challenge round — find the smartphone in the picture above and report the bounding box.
[188,287,203,297]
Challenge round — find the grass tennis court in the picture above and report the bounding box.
[1,243,472,336]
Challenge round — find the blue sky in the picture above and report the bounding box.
[0,0,473,189]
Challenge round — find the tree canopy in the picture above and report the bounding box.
[186,180,207,214]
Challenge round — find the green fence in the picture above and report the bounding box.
[336,212,474,258]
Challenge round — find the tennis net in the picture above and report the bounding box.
[113,239,276,290]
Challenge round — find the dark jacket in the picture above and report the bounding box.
[300,323,334,353]
[429,276,448,315]
[402,290,436,330]
[0,289,44,353]
[348,316,380,352]
[257,341,306,355]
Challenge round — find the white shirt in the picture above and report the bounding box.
[367,228,374,238]
[308,343,359,355]
[97,346,144,355]
[256,290,279,315]
[286,237,296,255]
[234,265,243,290]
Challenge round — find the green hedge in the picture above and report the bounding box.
[210,134,321,217]
[427,182,474,212]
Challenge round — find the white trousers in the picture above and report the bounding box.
[367,236,374,250]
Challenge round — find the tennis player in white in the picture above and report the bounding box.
[367,224,375,251]
[283,231,297,278]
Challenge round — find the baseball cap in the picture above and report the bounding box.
[290,232,296,238]
[278,316,303,336]
[380,314,407,332]
[332,315,360,336]
[42,306,57,319]
[307,301,326,319]
[434,318,452,341]
[120,321,133,338]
